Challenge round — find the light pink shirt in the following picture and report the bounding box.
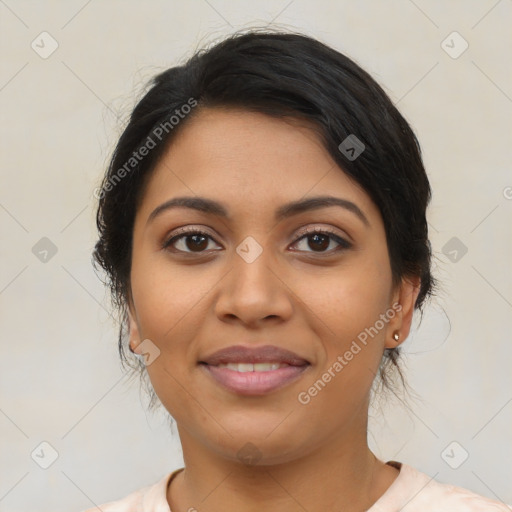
[81,460,511,511]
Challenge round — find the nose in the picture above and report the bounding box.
[213,242,294,327]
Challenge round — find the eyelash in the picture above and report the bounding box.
[162,226,352,255]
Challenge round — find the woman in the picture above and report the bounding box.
[85,30,510,511]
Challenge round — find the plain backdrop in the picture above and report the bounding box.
[0,1,511,510]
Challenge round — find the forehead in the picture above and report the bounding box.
[137,107,381,225]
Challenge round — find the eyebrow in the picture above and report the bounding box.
[147,195,370,227]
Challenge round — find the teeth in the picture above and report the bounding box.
[216,362,288,372]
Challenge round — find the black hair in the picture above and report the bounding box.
[93,28,435,412]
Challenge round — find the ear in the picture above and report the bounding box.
[126,293,142,355]
[384,275,421,349]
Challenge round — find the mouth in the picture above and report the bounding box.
[198,345,311,395]
[212,362,291,372]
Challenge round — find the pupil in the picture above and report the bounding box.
[187,234,208,251]
[184,234,330,252]
[310,233,328,251]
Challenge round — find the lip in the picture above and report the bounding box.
[199,345,310,366]
[201,364,309,395]
[199,345,310,395]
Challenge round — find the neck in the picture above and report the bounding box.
[167,425,399,511]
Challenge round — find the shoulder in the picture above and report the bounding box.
[78,470,180,512]
[379,462,511,511]
[416,479,511,511]
[79,485,146,512]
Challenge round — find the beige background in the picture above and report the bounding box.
[1,1,511,510]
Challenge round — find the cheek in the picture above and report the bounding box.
[299,255,392,336]
[292,250,393,395]
[294,273,390,420]
[129,255,207,421]
[130,251,209,340]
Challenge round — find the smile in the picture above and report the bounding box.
[200,362,310,395]
[215,362,289,372]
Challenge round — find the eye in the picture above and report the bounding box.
[162,228,221,254]
[290,227,352,254]
[162,226,352,255]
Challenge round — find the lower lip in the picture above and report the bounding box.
[201,364,309,395]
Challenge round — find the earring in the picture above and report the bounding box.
[393,332,400,342]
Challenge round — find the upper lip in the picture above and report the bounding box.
[200,345,310,366]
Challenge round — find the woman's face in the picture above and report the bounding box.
[127,107,418,464]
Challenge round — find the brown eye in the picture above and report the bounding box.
[162,227,351,256]
[292,228,351,254]
[163,229,220,253]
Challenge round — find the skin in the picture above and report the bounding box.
[127,107,420,512]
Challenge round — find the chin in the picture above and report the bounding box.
[209,428,307,467]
